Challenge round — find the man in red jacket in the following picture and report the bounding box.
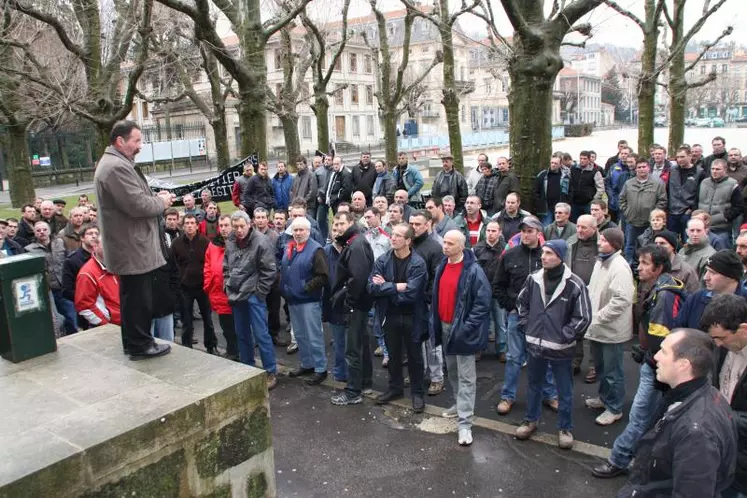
[204,215,239,360]
[75,243,121,327]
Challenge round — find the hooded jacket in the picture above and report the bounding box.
[492,209,531,242]
[641,273,687,365]
[586,251,634,344]
[493,241,542,312]
[74,256,120,326]
[222,228,276,304]
[272,171,293,211]
[203,235,232,315]
[430,249,491,355]
[604,161,630,213]
[330,224,375,312]
[517,264,592,360]
[368,249,428,342]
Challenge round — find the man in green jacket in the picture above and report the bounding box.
[619,157,667,263]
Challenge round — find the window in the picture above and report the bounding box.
[350,53,357,73]
[364,54,372,74]
[722,64,728,73]
[485,78,492,94]
[367,115,374,136]
[275,84,283,100]
[351,85,359,104]
[334,54,342,72]
[335,85,344,105]
[700,65,706,74]
[711,64,717,74]
[352,116,360,137]
[142,102,149,119]
[302,116,312,139]
[422,46,430,53]
[366,85,374,105]
[275,50,282,71]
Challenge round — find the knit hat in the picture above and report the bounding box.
[518,216,543,231]
[600,228,624,252]
[705,250,744,282]
[654,230,679,252]
[543,239,568,262]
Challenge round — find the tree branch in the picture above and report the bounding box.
[498,0,530,35]
[561,40,587,48]
[402,51,443,97]
[9,1,87,60]
[683,29,731,73]
[600,0,645,29]
[553,0,604,32]
[686,73,717,89]
[263,0,314,40]
[449,0,481,26]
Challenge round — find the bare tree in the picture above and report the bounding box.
[3,0,154,154]
[155,0,312,160]
[363,2,443,167]
[474,0,602,212]
[560,92,579,123]
[301,0,351,153]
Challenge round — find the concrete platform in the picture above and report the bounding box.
[0,325,274,498]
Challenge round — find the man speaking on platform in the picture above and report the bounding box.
[95,120,175,360]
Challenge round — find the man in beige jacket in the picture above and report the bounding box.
[94,121,175,360]
[585,228,634,426]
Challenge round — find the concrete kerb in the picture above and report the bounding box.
[273,361,611,461]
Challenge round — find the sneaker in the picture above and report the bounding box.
[362,388,374,395]
[404,376,410,387]
[595,410,623,426]
[498,352,507,363]
[441,405,458,419]
[427,381,444,396]
[286,342,298,355]
[558,430,574,449]
[515,421,537,440]
[495,399,513,415]
[266,374,278,391]
[585,367,597,384]
[458,428,473,446]
[382,356,389,368]
[543,398,559,412]
[522,360,527,368]
[331,392,363,406]
[585,397,605,410]
[374,346,384,357]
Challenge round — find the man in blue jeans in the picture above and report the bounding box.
[513,239,592,449]
[494,217,558,415]
[323,224,347,382]
[592,244,687,477]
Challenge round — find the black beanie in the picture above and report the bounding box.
[705,250,744,282]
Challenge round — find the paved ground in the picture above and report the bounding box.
[270,380,623,498]
[187,315,637,450]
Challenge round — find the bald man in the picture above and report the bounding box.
[432,229,491,446]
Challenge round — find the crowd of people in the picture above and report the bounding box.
[3,121,747,497]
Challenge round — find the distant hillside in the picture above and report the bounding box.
[560,43,638,63]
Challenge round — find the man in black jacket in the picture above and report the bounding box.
[330,212,375,406]
[62,224,99,330]
[618,328,737,498]
[17,204,37,244]
[704,136,728,176]
[171,215,217,353]
[494,216,558,415]
[351,151,377,206]
[701,294,747,498]
[324,156,353,213]
[473,221,507,361]
[241,161,275,215]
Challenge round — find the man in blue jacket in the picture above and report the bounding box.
[431,230,491,446]
[514,239,592,450]
[272,161,293,212]
[392,152,424,206]
[368,223,428,413]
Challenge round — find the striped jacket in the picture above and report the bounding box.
[516,264,592,360]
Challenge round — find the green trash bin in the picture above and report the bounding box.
[0,253,57,362]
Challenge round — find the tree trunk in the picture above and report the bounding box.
[382,110,398,169]
[211,115,231,170]
[56,134,71,170]
[439,21,464,174]
[6,123,35,207]
[667,0,686,157]
[280,114,301,171]
[507,46,561,214]
[314,94,330,153]
[237,24,269,160]
[637,1,659,156]
[95,125,109,159]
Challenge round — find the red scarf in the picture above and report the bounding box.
[286,239,307,260]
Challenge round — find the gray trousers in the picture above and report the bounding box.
[423,340,444,383]
[442,321,476,430]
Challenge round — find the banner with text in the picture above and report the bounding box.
[147,154,258,206]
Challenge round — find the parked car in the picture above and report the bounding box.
[685,117,697,126]
[654,116,668,127]
[694,117,711,127]
[710,117,725,128]
[736,116,747,124]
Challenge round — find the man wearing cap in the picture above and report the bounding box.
[494,216,558,415]
[431,155,468,212]
[675,249,747,330]
[40,200,67,235]
[584,228,634,426]
[0,219,25,258]
[653,230,699,293]
[514,239,592,449]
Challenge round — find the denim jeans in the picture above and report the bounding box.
[525,355,574,430]
[150,314,175,342]
[423,339,444,383]
[316,203,330,240]
[52,289,78,335]
[501,311,557,402]
[489,299,507,354]
[591,341,625,414]
[624,224,648,264]
[329,322,348,381]
[232,295,277,374]
[289,301,327,373]
[373,319,389,359]
[442,321,476,431]
[667,213,690,244]
[609,363,661,469]
[345,309,373,397]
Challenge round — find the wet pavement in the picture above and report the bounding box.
[270,379,623,497]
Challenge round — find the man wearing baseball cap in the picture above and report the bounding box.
[514,238,592,449]
[675,249,747,330]
[494,216,559,416]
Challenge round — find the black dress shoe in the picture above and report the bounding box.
[288,367,314,378]
[591,462,628,479]
[206,347,220,355]
[375,391,404,405]
[412,396,425,413]
[129,343,171,361]
[305,372,328,386]
[272,335,290,347]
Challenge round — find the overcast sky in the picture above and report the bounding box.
[319,0,746,50]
